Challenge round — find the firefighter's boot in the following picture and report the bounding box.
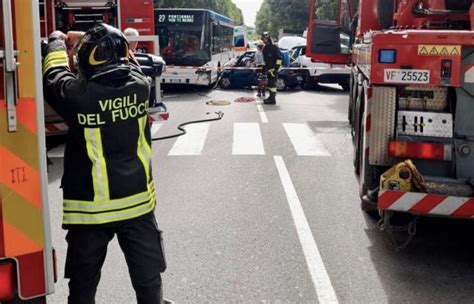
[263,92,276,104]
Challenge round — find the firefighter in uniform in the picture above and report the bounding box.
[261,32,282,105]
[43,24,167,304]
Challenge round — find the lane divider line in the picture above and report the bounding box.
[274,155,339,304]
[254,91,268,123]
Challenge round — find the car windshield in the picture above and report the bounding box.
[236,52,256,67]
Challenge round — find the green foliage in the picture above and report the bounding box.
[156,0,244,25]
[255,0,311,37]
[314,1,338,21]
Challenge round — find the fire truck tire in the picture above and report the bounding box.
[340,82,350,91]
[353,82,364,171]
[7,296,46,303]
[361,195,379,217]
[348,70,357,125]
[219,77,232,90]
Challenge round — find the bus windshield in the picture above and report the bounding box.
[156,10,211,66]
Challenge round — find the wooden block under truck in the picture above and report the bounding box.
[1,0,56,302]
[307,0,474,247]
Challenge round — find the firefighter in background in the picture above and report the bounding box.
[43,24,167,304]
[124,27,140,52]
[261,32,282,105]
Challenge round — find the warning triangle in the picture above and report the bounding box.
[440,47,449,55]
[419,47,429,55]
[450,47,460,56]
[429,47,439,55]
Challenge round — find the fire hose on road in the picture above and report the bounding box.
[151,111,224,141]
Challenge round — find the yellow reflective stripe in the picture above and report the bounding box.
[270,88,278,93]
[43,50,69,75]
[84,128,110,201]
[63,198,156,225]
[276,59,282,65]
[137,116,152,184]
[63,188,155,212]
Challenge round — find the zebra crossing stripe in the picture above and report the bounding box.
[168,123,210,156]
[232,122,265,155]
[283,123,331,156]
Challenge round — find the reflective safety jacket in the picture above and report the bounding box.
[262,43,282,71]
[43,38,155,226]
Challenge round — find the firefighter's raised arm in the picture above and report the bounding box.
[42,30,78,118]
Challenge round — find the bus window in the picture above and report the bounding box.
[156,10,211,66]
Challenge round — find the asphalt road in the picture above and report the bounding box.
[46,85,474,304]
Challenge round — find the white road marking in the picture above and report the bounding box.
[254,92,268,123]
[283,123,331,156]
[274,156,339,304]
[168,123,210,156]
[232,122,265,155]
[151,123,163,138]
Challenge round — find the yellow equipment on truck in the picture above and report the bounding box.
[0,0,56,302]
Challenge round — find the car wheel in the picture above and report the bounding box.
[219,77,232,89]
[276,77,287,91]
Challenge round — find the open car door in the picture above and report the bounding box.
[306,0,355,64]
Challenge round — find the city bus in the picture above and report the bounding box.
[155,8,236,86]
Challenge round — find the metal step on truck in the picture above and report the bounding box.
[307,0,474,248]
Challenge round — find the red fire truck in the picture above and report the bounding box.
[40,0,155,52]
[39,0,167,135]
[307,0,474,247]
[1,0,56,302]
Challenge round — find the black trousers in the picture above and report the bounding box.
[65,212,166,304]
[266,71,277,94]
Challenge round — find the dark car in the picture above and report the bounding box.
[219,51,309,91]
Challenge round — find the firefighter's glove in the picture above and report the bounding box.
[48,31,67,42]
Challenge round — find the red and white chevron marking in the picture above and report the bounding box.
[45,122,68,134]
[379,191,474,218]
[465,64,474,83]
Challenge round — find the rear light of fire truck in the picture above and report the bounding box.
[0,260,16,301]
[388,141,452,161]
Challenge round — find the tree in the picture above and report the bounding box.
[255,0,311,37]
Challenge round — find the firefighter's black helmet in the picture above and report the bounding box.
[75,23,129,78]
[261,32,272,45]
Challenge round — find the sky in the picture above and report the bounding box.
[232,0,264,27]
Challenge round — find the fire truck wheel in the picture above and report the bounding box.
[348,72,356,125]
[360,195,379,218]
[219,77,232,90]
[341,82,350,91]
[8,295,46,303]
